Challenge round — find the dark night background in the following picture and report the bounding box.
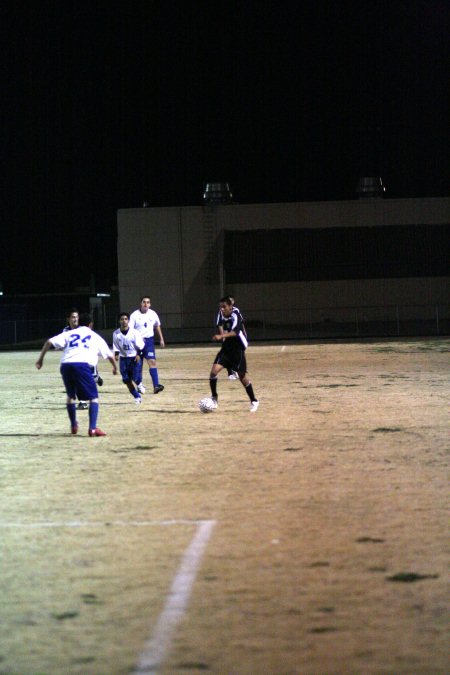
[0,0,449,294]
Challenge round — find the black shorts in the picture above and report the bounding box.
[214,348,247,374]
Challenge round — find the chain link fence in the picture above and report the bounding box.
[2,304,448,348]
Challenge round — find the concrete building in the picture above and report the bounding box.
[117,197,449,340]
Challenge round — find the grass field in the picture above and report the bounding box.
[0,339,448,674]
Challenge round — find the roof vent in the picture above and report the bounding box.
[203,182,233,204]
[356,176,386,199]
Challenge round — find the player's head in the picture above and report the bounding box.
[79,313,93,327]
[219,297,233,316]
[119,312,130,329]
[66,307,79,329]
[140,296,151,311]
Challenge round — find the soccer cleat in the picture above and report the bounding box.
[153,384,164,394]
[137,383,146,394]
[228,372,238,380]
[135,397,142,405]
[249,400,260,413]
[88,428,106,437]
[210,398,218,409]
[78,401,88,410]
[97,376,103,387]
[71,424,79,435]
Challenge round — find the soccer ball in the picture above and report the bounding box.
[198,397,216,413]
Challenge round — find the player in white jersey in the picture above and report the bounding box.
[129,296,165,393]
[35,313,117,436]
[63,308,87,408]
[112,312,146,404]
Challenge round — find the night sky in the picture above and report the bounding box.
[1,0,449,294]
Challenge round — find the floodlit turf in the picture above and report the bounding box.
[0,339,448,674]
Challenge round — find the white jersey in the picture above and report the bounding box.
[50,326,113,365]
[129,308,161,338]
[112,327,145,358]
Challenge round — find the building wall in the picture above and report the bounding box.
[117,197,450,330]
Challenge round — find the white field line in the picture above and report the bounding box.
[281,345,286,352]
[133,519,216,674]
[1,518,217,674]
[0,519,210,528]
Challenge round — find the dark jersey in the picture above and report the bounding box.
[217,309,248,351]
[216,305,247,338]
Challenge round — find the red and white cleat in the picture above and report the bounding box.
[88,428,106,437]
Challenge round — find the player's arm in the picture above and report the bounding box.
[213,330,236,341]
[134,332,144,361]
[112,336,119,361]
[35,340,53,369]
[107,355,118,375]
[155,324,165,348]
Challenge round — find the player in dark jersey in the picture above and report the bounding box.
[215,296,247,380]
[209,297,259,412]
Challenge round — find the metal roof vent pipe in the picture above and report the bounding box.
[203,182,233,204]
[356,176,386,199]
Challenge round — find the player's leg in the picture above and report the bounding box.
[121,358,142,403]
[126,381,142,403]
[60,364,79,433]
[66,395,79,433]
[131,358,144,400]
[134,358,145,394]
[147,356,164,393]
[238,355,259,411]
[132,358,145,396]
[87,398,104,434]
[143,337,164,393]
[75,364,106,436]
[209,358,225,405]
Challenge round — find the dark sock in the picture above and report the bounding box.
[209,377,218,399]
[150,368,159,386]
[89,402,99,429]
[245,382,257,402]
[66,403,77,426]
